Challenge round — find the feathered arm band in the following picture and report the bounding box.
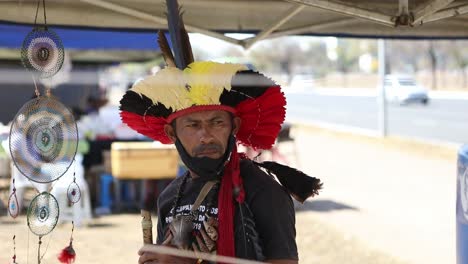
[253,160,323,203]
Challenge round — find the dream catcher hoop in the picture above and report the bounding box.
[20,0,64,79]
[27,192,60,264]
[7,179,20,218]
[27,192,60,237]
[21,27,64,79]
[9,96,78,183]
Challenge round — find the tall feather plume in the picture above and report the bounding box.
[157,31,176,67]
[179,11,194,67]
[166,0,194,70]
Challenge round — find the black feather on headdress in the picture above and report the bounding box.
[166,0,194,69]
[157,31,176,67]
[119,91,172,118]
[220,70,275,107]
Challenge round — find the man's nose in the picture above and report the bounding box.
[198,125,214,144]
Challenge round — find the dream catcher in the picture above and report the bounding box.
[21,0,64,79]
[9,96,78,184]
[8,0,79,263]
[8,92,80,264]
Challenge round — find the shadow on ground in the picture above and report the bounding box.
[0,218,20,225]
[295,199,358,212]
[86,222,116,228]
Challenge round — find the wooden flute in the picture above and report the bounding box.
[141,209,153,244]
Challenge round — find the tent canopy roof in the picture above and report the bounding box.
[1,0,468,48]
[0,23,161,62]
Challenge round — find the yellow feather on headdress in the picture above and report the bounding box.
[184,62,248,105]
[131,67,191,111]
[130,62,248,112]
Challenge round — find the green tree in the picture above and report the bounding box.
[452,40,468,89]
[335,38,361,87]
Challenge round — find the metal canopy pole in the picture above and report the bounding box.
[78,0,242,46]
[378,39,387,137]
[243,4,305,49]
[399,0,409,15]
[285,0,395,27]
[267,18,355,39]
[413,0,455,24]
[420,4,468,24]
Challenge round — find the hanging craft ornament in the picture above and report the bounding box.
[67,177,81,204]
[11,235,18,264]
[28,192,60,264]
[66,159,81,204]
[58,221,76,263]
[21,0,64,79]
[21,27,64,79]
[8,179,20,218]
[11,1,79,263]
[9,96,78,183]
[27,192,60,237]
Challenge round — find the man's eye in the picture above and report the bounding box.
[187,123,198,128]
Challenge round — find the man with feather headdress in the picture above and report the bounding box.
[120,1,322,263]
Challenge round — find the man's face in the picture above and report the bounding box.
[164,110,240,159]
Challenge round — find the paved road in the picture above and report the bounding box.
[285,91,468,144]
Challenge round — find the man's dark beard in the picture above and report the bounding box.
[175,135,236,180]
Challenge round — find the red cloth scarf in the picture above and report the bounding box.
[216,144,245,259]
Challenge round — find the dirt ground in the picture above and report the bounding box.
[0,212,408,264]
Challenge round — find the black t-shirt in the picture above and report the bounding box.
[156,159,298,261]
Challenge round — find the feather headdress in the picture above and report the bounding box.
[120,0,286,149]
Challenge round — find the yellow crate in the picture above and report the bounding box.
[111,142,179,180]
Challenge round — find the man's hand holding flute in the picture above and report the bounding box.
[139,210,193,264]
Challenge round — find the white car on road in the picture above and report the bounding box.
[289,74,314,92]
[384,75,429,105]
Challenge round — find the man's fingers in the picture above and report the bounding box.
[169,224,177,237]
[162,233,173,245]
[192,242,202,260]
[195,235,210,252]
[199,228,215,251]
[138,246,145,256]
[138,252,159,264]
